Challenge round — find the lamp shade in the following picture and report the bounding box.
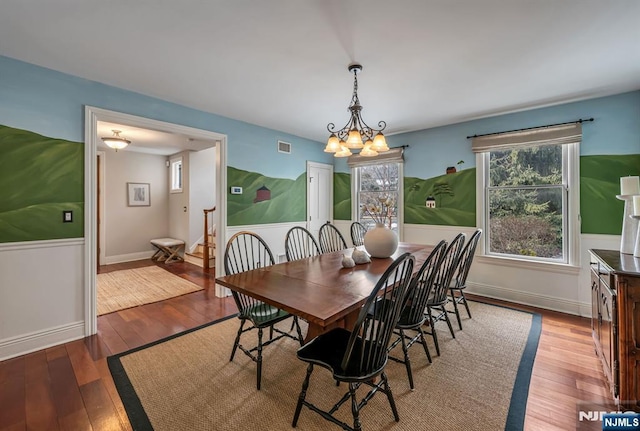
[371,132,389,152]
[360,140,378,157]
[345,129,364,149]
[324,134,342,153]
[334,145,352,157]
[102,130,130,151]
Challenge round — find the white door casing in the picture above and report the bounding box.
[307,161,333,239]
[84,106,228,336]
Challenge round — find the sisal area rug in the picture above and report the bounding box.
[108,301,540,430]
[97,266,203,315]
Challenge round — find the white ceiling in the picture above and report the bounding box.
[1,0,639,145]
[97,121,215,155]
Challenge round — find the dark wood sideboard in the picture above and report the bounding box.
[590,249,640,409]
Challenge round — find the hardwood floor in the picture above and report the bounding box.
[0,260,613,430]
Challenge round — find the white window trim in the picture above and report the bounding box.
[170,156,183,193]
[475,142,580,268]
[351,163,404,242]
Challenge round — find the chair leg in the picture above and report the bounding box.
[292,364,313,427]
[460,290,472,318]
[256,327,264,390]
[230,320,245,361]
[442,307,456,339]
[418,327,432,364]
[398,329,414,390]
[427,310,440,356]
[381,372,400,422]
[293,317,304,346]
[349,382,363,431]
[450,290,463,330]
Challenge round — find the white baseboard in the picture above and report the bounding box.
[0,321,85,361]
[467,281,587,316]
[105,250,155,264]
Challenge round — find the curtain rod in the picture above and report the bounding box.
[466,118,594,139]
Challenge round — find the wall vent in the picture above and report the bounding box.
[277,253,287,263]
[278,140,292,154]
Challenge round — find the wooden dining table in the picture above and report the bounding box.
[215,242,434,342]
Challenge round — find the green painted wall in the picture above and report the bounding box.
[0,125,83,242]
[337,154,640,232]
[333,168,476,227]
[334,172,351,220]
[227,166,306,225]
[581,154,640,234]
[405,168,476,226]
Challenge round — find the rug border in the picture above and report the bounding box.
[503,307,542,431]
[107,314,237,431]
[108,303,541,431]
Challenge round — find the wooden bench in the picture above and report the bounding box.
[150,238,185,263]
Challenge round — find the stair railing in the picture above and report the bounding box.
[203,206,216,269]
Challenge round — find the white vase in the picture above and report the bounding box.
[364,223,398,258]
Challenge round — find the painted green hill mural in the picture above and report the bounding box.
[581,154,640,235]
[405,168,476,227]
[334,172,351,220]
[0,125,83,242]
[227,166,306,225]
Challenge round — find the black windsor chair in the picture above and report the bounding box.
[448,229,482,330]
[285,226,321,261]
[292,253,416,431]
[350,221,368,247]
[424,233,466,356]
[387,240,447,389]
[318,221,348,253]
[223,231,304,390]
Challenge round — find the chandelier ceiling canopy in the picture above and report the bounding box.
[324,63,389,158]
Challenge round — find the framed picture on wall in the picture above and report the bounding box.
[127,182,150,206]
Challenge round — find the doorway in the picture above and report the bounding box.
[84,106,228,335]
[306,161,333,239]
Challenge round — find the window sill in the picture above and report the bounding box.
[475,254,581,275]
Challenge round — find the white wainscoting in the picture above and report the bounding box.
[347,224,621,317]
[406,225,620,317]
[0,238,86,361]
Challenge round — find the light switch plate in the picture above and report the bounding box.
[63,210,73,223]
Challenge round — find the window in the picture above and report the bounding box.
[170,157,183,193]
[356,163,400,231]
[474,123,581,265]
[348,148,404,233]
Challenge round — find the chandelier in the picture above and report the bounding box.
[324,63,389,157]
[102,129,130,151]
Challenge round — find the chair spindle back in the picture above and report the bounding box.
[285,226,321,261]
[341,252,415,376]
[318,221,348,253]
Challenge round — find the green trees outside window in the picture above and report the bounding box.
[488,144,565,260]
